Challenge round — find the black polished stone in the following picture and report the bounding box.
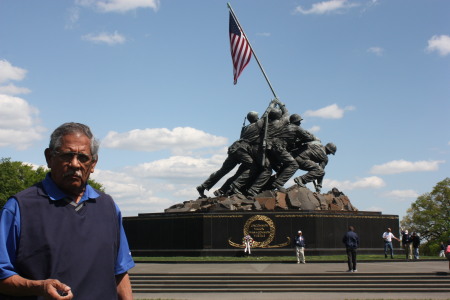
[123,210,399,256]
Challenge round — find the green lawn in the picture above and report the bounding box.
[133,255,445,262]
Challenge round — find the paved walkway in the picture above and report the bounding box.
[131,260,450,300]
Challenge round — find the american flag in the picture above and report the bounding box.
[229,13,252,84]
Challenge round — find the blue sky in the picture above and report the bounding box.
[1,0,449,219]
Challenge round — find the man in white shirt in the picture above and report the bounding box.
[382,227,400,258]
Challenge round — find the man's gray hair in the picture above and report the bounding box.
[49,122,100,161]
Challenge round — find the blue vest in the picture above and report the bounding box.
[2,183,119,300]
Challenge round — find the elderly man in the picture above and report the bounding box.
[0,122,135,299]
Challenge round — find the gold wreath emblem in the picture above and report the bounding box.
[228,215,291,248]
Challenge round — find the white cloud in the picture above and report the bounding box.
[367,47,384,56]
[90,152,231,215]
[383,189,419,200]
[307,125,321,133]
[293,0,359,15]
[303,103,355,119]
[323,176,386,191]
[82,31,126,45]
[0,84,31,95]
[370,159,445,175]
[102,127,228,153]
[426,35,450,56]
[127,153,227,180]
[76,0,160,13]
[91,169,173,214]
[365,205,383,212]
[0,60,27,84]
[0,95,45,150]
[65,6,80,29]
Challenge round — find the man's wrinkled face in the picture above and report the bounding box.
[45,133,97,198]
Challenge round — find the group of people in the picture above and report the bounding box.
[400,229,421,260]
[196,99,336,199]
[293,226,359,271]
[0,123,134,299]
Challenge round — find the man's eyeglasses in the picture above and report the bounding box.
[53,151,93,164]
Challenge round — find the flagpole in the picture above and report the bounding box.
[227,2,278,100]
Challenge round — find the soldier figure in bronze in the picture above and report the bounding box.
[197,100,278,198]
[292,142,336,193]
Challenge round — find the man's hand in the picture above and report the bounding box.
[41,279,73,299]
[0,275,73,299]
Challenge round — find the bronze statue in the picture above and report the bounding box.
[293,142,336,193]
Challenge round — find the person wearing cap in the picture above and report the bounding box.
[294,230,306,264]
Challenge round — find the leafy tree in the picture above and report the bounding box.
[400,178,450,255]
[0,158,104,209]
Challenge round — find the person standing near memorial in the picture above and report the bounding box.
[401,229,412,261]
[342,226,359,272]
[382,227,400,259]
[294,230,306,264]
[0,122,135,299]
[411,232,421,260]
[445,238,450,270]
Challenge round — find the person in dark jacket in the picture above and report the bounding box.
[411,232,421,260]
[401,229,413,261]
[343,226,359,272]
[294,230,307,264]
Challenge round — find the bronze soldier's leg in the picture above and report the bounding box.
[293,158,324,187]
[197,154,239,197]
[270,149,298,191]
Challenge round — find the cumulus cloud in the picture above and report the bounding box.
[367,47,384,56]
[307,125,321,133]
[365,205,383,212]
[0,60,27,84]
[0,84,31,95]
[127,153,227,180]
[303,104,355,119]
[82,31,126,45]
[323,176,386,190]
[102,127,228,153]
[76,0,160,13]
[65,6,80,29]
[0,95,45,150]
[91,169,173,214]
[293,0,359,15]
[90,152,231,215]
[383,189,419,200]
[426,35,450,56]
[370,159,445,175]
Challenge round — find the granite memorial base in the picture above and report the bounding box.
[123,210,399,257]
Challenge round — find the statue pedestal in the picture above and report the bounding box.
[123,210,399,256]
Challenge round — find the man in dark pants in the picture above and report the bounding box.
[343,225,359,272]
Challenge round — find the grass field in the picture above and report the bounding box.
[133,255,446,262]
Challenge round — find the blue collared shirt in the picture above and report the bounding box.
[0,174,135,280]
